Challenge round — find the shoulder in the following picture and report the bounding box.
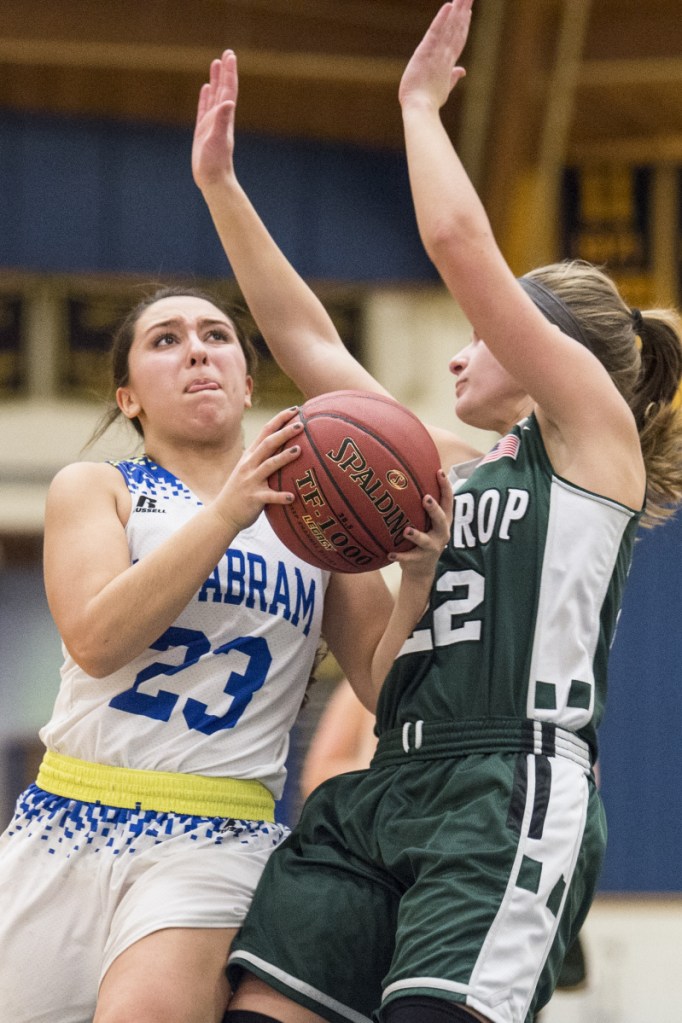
[47,461,131,518]
[48,460,126,496]
[536,403,646,509]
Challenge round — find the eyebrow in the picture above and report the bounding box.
[143,316,234,336]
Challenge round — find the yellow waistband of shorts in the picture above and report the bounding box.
[36,750,275,821]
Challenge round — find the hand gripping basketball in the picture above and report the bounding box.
[266,390,441,573]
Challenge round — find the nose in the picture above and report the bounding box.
[187,333,209,365]
[449,347,469,376]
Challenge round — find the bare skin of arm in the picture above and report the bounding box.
[321,473,452,713]
[44,410,306,677]
[46,422,451,693]
[191,50,480,473]
[398,0,645,509]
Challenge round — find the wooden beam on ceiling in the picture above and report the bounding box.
[569,134,682,167]
[524,0,592,266]
[456,0,506,192]
[0,0,425,61]
[568,58,682,163]
[0,0,442,148]
[580,56,682,87]
[480,0,592,272]
[478,0,547,261]
[0,37,406,86]
[1,2,680,166]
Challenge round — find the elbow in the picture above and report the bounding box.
[64,634,124,679]
[425,216,459,252]
[82,659,118,681]
[422,212,492,270]
[424,217,467,261]
[69,652,115,680]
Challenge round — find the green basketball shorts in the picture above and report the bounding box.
[228,749,605,1023]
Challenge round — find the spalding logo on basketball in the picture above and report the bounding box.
[266,390,441,573]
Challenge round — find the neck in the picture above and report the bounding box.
[496,403,535,437]
[143,434,244,503]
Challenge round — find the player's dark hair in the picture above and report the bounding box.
[86,285,257,447]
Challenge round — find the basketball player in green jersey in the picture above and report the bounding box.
[192,3,682,1021]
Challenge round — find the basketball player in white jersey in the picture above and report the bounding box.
[0,286,451,1023]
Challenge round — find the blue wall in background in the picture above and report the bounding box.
[599,508,682,891]
[0,110,437,283]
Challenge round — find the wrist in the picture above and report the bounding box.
[198,171,241,202]
[203,500,242,545]
[397,569,434,607]
[400,93,441,118]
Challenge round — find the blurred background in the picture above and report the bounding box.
[1,3,681,1019]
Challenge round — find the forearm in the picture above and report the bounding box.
[200,175,373,397]
[64,504,241,677]
[370,573,431,690]
[402,99,491,270]
[55,412,304,677]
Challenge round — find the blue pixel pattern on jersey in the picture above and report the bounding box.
[111,454,197,504]
[9,784,283,859]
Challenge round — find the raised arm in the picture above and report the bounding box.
[399,1,644,503]
[192,51,384,400]
[192,50,479,471]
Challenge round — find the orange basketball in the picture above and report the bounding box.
[266,390,441,573]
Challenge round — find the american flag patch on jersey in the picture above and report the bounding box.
[480,434,521,464]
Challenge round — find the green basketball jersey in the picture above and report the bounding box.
[376,414,642,760]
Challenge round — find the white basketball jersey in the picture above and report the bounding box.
[40,456,330,799]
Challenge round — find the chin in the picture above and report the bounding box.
[456,402,487,431]
[457,397,510,434]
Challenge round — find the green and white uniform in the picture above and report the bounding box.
[228,415,641,1023]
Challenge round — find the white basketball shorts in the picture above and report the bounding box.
[0,784,288,1023]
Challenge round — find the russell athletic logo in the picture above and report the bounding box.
[134,494,166,513]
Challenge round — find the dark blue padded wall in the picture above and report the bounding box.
[599,508,682,892]
[0,110,437,282]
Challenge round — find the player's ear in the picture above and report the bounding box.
[117,386,141,420]
[244,375,253,410]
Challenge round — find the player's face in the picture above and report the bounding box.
[449,333,530,433]
[117,295,253,440]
